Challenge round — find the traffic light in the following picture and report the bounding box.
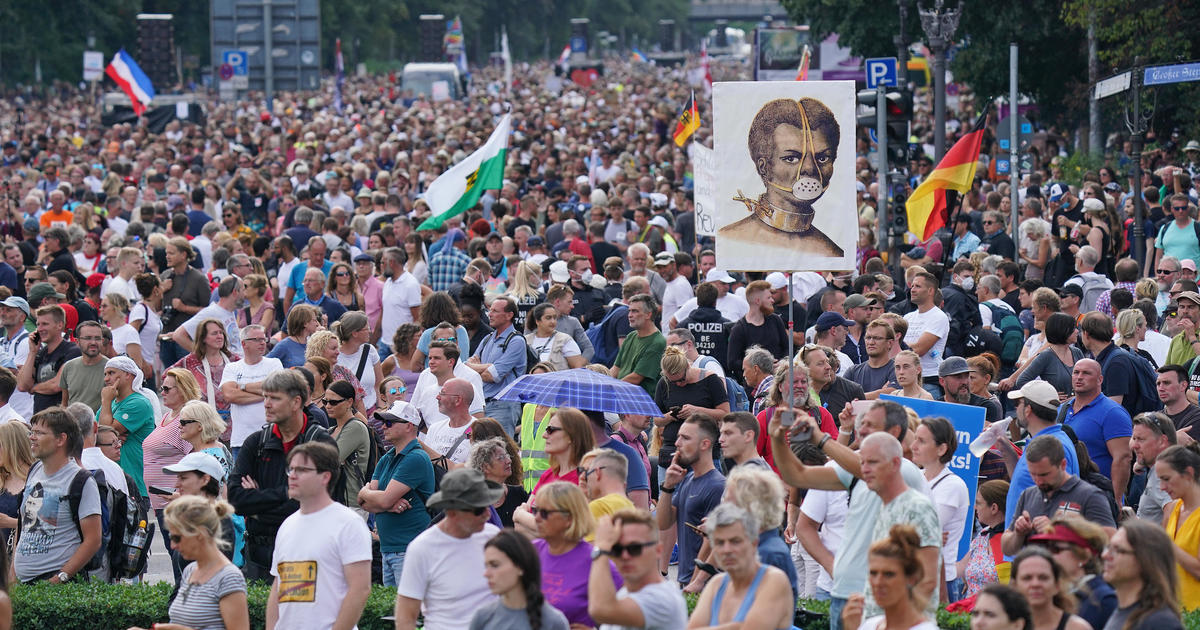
[886,88,913,161]
[889,171,909,236]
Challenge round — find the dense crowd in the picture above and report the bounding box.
[0,53,1195,630]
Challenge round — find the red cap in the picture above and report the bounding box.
[86,273,106,289]
[1028,523,1099,555]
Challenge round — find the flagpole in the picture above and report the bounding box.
[938,190,968,283]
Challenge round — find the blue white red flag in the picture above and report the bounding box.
[105,48,155,115]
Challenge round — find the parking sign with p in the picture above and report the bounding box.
[865,57,898,90]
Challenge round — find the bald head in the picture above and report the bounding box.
[443,378,474,402]
[1071,358,1103,397]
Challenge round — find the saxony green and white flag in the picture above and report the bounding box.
[417,113,511,230]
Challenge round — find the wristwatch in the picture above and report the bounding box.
[590,547,610,561]
[55,571,69,583]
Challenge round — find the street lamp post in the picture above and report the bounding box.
[919,0,960,163]
[895,0,909,81]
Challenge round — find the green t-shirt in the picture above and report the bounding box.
[373,440,435,553]
[61,357,107,412]
[614,330,666,397]
[98,391,155,495]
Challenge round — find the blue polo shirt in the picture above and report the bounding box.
[600,437,650,493]
[373,439,435,553]
[1063,393,1132,480]
[1003,424,1080,529]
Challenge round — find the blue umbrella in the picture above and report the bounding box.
[494,368,662,416]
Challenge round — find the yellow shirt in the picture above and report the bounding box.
[1167,499,1200,609]
[586,493,635,542]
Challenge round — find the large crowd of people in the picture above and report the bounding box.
[0,50,1195,630]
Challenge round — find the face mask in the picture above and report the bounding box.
[580,270,593,284]
[960,276,975,292]
[765,100,830,204]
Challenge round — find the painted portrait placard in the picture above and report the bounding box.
[713,81,857,272]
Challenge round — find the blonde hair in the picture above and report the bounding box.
[179,399,227,442]
[1135,278,1159,302]
[534,481,595,542]
[895,350,922,370]
[0,421,33,486]
[659,346,689,378]
[163,495,235,551]
[724,466,786,531]
[1116,308,1146,341]
[305,330,339,361]
[164,368,202,404]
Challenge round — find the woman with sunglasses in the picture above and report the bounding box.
[322,380,371,512]
[325,262,363,313]
[473,528,570,630]
[221,206,255,244]
[1028,515,1115,630]
[654,346,730,480]
[528,481,619,628]
[129,495,249,630]
[143,368,202,581]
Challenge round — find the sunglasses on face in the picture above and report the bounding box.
[610,541,655,557]
[169,533,183,544]
[321,397,346,406]
[380,418,412,428]
[1175,206,1190,212]
[335,271,350,277]
[534,508,569,519]
[543,425,563,436]
[386,386,407,395]
[160,385,174,393]
[179,419,198,427]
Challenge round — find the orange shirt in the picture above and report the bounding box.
[40,209,73,229]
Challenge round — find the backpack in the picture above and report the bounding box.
[332,417,382,505]
[586,303,629,367]
[59,464,154,582]
[1071,275,1115,313]
[982,303,1024,365]
[697,356,750,412]
[485,327,537,375]
[1098,346,1162,416]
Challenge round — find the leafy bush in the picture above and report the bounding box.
[11,581,398,630]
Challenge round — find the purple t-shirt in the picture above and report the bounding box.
[534,538,623,626]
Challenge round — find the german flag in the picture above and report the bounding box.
[673,91,700,147]
[905,104,991,240]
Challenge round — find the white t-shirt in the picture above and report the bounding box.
[101,274,141,303]
[111,323,141,358]
[409,364,486,427]
[398,523,500,630]
[6,336,31,419]
[380,272,422,346]
[337,345,381,410]
[800,477,849,593]
[671,293,749,326]
[903,306,949,378]
[219,356,284,447]
[80,446,130,495]
[271,501,372,630]
[129,302,161,369]
[927,467,970,581]
[598,580,689,630]
[277,258,301,292]
[694,355,726,379]
[182,303,243,356]
[0,404,23,425]
[857,617,937,630]
[322,191,355,214]
[420,418,475,464]
[661,276,693,331]
[192,235,214,272]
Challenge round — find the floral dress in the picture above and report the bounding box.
[963,523,1008,599]
[172,352,241,441]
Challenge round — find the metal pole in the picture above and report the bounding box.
[787,275,794,418]
[263,0,274,108]
[1130,58,1146,272]
[1009,43,1019,246]
[932,39,946,162]
[877,85,889,254]
[895,0,909,81]
[1087,13,1101,155]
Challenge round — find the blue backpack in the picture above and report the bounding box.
[698,356,750,412]
[586,304,628,367]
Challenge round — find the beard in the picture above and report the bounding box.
[676,449,698,468]
[759,303,774,316]
[951,386,971,404]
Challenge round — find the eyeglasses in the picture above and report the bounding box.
[160,385,174,393]
[668,341,687,347]
[97,441,118,448]
[179,420,198,427]
[1174,205,1190,212]
[286,466,318,476]
[543,425,563,436]
[1158,268,1180,275]
[335,271,350,277]
[534,508,569,519]
[169,533,183,544]
[321,397,347,406]
[386,386,407,395]
[983,220,997,225]
[243,337,267,344]
[610,541,656,558]
[581,466,607,480]
[379,417,412,428]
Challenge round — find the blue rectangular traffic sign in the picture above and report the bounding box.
[865,57,898,89]
[223,50,248,76]
[1144,62,1200,87]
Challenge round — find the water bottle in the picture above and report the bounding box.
[969,417,1013,458]
[126,520,147,567]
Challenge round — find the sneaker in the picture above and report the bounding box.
[669,543,678,566]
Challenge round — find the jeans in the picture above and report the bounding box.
[947,577,964,603]
[829,596,847,630]
[382,551,406,587]
[485,399,522,437]
[813,588,831,601]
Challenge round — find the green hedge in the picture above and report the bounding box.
[11,581,399,630]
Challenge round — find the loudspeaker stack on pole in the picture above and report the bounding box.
[137,13,177,90]
[419,15,445,62]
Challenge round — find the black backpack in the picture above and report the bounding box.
[45,462,154,582]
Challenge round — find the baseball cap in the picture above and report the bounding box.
[653,252,675,267]
[1047,182,1069,202]
[1176,291,1200,306]
[707,268,737,284]
[353,253,375,264]
[21,217,38,234]
[549,260,570,283]
[937,356,971,377]
[0,296,28,318]
[815,311,854,332]
[765,271,788,290]
[1057,284,1083,299]
[86,273,106,289]
[26,283,64,305]
[373,400,423,427]
[1183,259,1197,273]
[1006,379,1060,409]
[526,235,544,248]
[1028,523,1100,555]
[648,215,671,230]
[163,452,226,482]
[843,294,876,309]
[485,231,503,242]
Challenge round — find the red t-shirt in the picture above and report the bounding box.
[755,405,838,473]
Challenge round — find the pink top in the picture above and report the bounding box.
[141,409,192,509]
[360,276,384,330]
[532,466,581,503]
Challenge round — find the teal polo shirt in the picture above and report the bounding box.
[373,439,435,553]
